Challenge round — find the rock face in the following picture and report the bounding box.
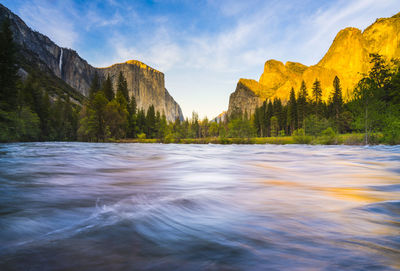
[228,79,270,117]
[227,12,400,117]
[98,61,183,121]
[0,3,183,121]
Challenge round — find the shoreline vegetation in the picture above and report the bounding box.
[1,20,400,145]
[114,133,376,145]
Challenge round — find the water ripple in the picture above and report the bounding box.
[0,143,399,270]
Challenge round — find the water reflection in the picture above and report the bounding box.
[0,143,399,270]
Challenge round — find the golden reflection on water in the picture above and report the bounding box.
[323,187,383,203]
[262,179,391,204]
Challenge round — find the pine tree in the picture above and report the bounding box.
[146,105,156,139]
[136,108,146,135]
[265,100,273,136]
[40,92,51,139]
[270,116,278,137]
[297,80,308,130]
[89,71,101,97]
[117,71,129,102]
[102,75,114,101]
[127,95,137,138]
[287,87,298,134]
[191,111,200,138]
[0,18,19,110]
[259,101,266,137]
[158,113,168,139]
[331,76,343,131]
[312,79,322,104]
[312,79,322,116]
[253,107,261,137]
[273,98,284,132]
[253,103,266,137]
[91,92,108,141]
[105,91,128,139]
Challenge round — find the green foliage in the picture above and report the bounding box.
[127,96,137,138]
[305,114,331,136]
[316,127,337,145]
[228,118,255,138]
[383,117,400,144]
[105,99,128,139]
[270,116,278,137]
[287,87,298,134]
[0,107,40,142]
[117,71,129,102]
[49,96,78,141]
[78,91,108,141]
[102,75,114,101]
[292,128,312,144]
[351,54,400,144]
[145,105,156,138]
[0,18,80,142]
[338,133,365,145]
[330,76,344,132]
[209,122,219,137]
[297,80,308,128]
[0,18,19,111]
[191,112,200,138]
[254,101,266,137]
[312,79,322,105]
[89,72,101,97]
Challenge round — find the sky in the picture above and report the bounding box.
[2,0,400,119]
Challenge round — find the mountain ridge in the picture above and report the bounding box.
[0,3,183,121]
[227,12,400,117]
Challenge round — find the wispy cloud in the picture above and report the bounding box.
[17,0,79,48]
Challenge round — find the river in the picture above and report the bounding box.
[0,143,399,270]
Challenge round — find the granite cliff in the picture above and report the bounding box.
[0,4,183,121]
[98,60,183,121]
[227,12,400,117]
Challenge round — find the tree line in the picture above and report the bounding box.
[250,53,400,143]
[77,71,169,141]
[252,75,350,138]
[1,18,399,144]
[0,19,78,142]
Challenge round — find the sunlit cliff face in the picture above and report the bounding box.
[236,12,400,104]
[105,60,161,74]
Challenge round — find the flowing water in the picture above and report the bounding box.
[0,143,399,270]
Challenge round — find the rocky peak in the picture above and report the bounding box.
[0,3,184,121]
[318,27,369,74]
[363,14,400,60]
[227,11,400,115]
[259,60,288,90]
[285,62,308,74]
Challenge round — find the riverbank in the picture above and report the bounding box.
[116,133,388,145]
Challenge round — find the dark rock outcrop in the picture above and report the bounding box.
[0,3,184,121]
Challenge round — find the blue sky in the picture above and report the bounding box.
[2,0,400,118]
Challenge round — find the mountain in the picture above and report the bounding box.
[0,3,183,121]
[227,12,400,117]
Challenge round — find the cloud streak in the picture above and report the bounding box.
[17,0,79,48]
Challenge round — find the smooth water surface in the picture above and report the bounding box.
[0,143,399,270]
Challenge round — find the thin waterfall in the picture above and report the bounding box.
[59,48,63,76]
